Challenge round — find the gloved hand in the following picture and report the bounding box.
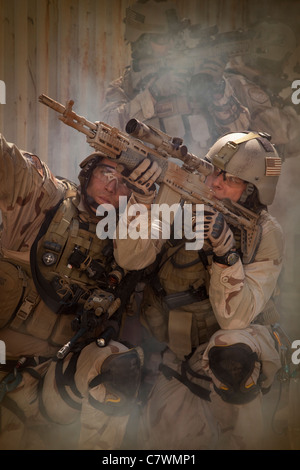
[149,71,188,100]
[122,158,161,204]
[203,206,235,256]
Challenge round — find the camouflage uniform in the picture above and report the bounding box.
[0,134,154,449]
[127,133,284,450]
[101,2,251,157]
[101,63,251,158]
[135,212,283,449]
[225,65,300,160]
[225,22,300,160]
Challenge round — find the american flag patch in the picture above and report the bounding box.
[126,8,145,24]
[265,156,282,176]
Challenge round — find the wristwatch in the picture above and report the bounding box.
[213,250,240,266]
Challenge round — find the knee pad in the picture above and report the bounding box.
[88,348,142,415]
[208,343,261,404]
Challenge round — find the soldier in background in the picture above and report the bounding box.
[101,0,251,157]
[225,21,300,160]
[225,20,300,353]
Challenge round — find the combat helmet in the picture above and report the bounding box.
[78,152,107,214]
[205,132,282,206]
[124,0,180,43]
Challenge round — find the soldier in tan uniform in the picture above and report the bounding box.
[0,133,162,449]
[128,132,284,450]
[225,21,300,160]
[101,0,253,397]
[101,0,251,157]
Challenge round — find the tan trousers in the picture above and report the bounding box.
[0,341,139,450]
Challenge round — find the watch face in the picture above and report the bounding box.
[227,252,239,265]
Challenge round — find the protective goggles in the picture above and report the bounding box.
[211,167,245,186]
[92,165,129,195]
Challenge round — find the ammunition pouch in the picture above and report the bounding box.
[0,259,28,329]
[0,188,117,346]
[67,246,106,281]
[0,255,76,344]
[163,285,208,310]
[154,96,191,119]
[142,243,217,358]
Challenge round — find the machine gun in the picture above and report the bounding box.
[39,94,261,264]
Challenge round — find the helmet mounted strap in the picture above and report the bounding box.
[211,132,261,170]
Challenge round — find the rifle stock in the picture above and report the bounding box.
[38,94,261,263]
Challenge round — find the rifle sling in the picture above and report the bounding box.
[159,362,211,402]
[30,199,65,313]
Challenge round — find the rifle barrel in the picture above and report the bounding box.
[39,94,97,137]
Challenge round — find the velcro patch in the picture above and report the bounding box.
[265,156,282,176]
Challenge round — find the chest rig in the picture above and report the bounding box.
[4,185,123,346]
[143,223,243,359]
[32,188,116,315]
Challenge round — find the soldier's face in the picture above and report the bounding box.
[206,169,247,202]
[86,158,131,209]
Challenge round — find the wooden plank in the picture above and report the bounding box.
[36,0,49,162]
[0,0,5,113]
[2,0,16,139]
[14,0,28,148]
[53,0,73,179]
[27,0,37,152]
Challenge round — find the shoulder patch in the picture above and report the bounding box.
[247,87,269,104]
[23,152,45,178]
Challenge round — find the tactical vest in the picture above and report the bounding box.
[124,68,250,158]
[141,240,220,359]
[0,187,120,346]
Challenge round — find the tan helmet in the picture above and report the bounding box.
[205,132,282,205]
[78,152,107,214]
[78,152,106,189]
[124,0,180,43]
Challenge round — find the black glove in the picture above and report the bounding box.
[203,206,235,256]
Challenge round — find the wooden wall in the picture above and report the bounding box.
[0,0,298,178]
[0,0,259,180]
